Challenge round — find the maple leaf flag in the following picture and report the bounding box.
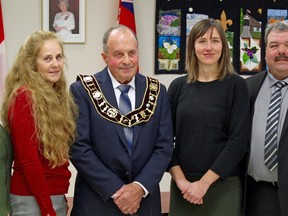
[118,0,136,34]
[0,0,7,95]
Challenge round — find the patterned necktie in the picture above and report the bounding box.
[264,81,287,171]
[118,84,133,154]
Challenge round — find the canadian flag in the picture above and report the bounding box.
[118,0,136,34]
[0,0,7,95]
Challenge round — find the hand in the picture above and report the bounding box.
[181,180,210,205]
[112,183,144,214]
[175,177,190,192]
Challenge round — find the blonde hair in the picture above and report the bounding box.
[1,30,77,167]
[186,19,235,83]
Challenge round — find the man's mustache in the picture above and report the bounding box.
[275,55,288,61]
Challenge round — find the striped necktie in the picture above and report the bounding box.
[118,84,133,154]
[264,81,287,171]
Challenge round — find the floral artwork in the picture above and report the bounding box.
[157,9,181,36]
[240,38,261,71]
[239,9,262,72]
[158,36,180,71]
[157,9,181,71]
[155,0,288,75]
[242,43,259,65]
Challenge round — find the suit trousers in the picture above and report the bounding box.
[245,175,280,216]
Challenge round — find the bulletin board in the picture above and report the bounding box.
[155,0,288,75]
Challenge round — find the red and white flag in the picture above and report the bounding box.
[0,0,7,95]
[118,0,136,34]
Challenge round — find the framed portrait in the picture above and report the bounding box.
[42,0,85,43]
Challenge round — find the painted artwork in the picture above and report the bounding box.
[239,9,262,72]
[186,13,208,36]
[158,36,180,71]
[155,0,288,75]
[267,9,288,26]
[215,10,234,64]
[157,9,181,72]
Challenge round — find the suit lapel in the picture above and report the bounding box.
[96,69,118,108]
[248,71,267,117]
[250,72,266,105]
[132,74,146,150]
[281,110,288,138]
[96,69,128,148]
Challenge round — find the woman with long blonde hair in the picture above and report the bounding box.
[1,30,77,216]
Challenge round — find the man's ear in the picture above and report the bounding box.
[101,52,107,62]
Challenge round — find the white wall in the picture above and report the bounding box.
[2,0,178,196]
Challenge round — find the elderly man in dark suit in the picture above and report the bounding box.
[69,25,173,216]
[245,21,288,216]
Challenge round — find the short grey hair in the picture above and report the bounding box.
[264,21,288,45]
[102,25,138,54]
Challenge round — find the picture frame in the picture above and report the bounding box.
[42,0,85,44]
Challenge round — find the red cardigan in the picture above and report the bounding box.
[9,87,71,216]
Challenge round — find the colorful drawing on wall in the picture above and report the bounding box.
[216,10,234,64]
[155,0,288,75]
[186,13,208,36]
[239,9,262,72]
[226,31,234,64]
[157,9,181,36]
[158,36,180,71]
[157,9,181,72]
[216,10,233,32]
[267,9,287,26]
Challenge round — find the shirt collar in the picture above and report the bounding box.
[267,70,288,88]
[107,68,136,90]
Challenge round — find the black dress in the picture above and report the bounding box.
[168,74,249,216]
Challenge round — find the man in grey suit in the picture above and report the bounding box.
[69,25,173,216]
[245,21,288,216]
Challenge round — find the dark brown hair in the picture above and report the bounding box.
[186,18,234,83]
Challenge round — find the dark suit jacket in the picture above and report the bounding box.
[246,71,288,216]
[70,68,173,216]
[0,124,12,215]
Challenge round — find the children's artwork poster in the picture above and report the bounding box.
[267,9,287,25]
[186,13,209,37]
[156,9,181,72]
[155,0,288,75]
[213,0,237,67]
[239,9,262,73]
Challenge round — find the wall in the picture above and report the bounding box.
[1,0,178,197]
